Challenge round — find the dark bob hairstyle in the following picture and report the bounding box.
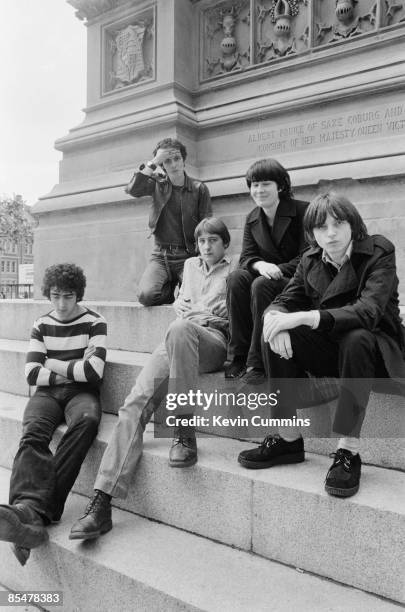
[194,217,231,249]
[245,158,292,198]
[153,138,187,161]
[304,192,368,246]
[41,263,87,302]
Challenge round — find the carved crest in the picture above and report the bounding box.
[112,24,147,88]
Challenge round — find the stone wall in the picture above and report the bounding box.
[32,0,405,302]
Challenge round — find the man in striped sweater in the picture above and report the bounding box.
[0,263,107,565]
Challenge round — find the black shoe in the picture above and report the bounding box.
[242,367,266,386]
[69,490,112,540]
[0,504,48,548]
[169,428,197,468]
[224,356,247,379]
[238,434,305,469]
[325,449,361,498]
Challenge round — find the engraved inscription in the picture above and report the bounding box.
[247,103,405,154]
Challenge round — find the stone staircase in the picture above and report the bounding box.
[0,300,403,611]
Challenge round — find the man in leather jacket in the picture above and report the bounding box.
[125,138,212,305]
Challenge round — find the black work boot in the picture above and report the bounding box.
[69,490,112,540]
[0,503,48,549]
[325,449,361,497]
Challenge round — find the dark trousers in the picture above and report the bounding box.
[138,246,189,306]
[262,327,388,437]
[227,269,288,369]
[9,385,101,523]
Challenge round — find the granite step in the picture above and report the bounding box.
[0,338,403,471]
[0,300,175,353]
[0,393,404,603]
[0,466,402,612]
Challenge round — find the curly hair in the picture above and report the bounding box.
[41,263,86,301]
[153,138,187,161]
[245,158,292,198]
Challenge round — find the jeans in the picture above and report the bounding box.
[138,245,190,306]
[227,269,288,368]
[94,319,227,498]
[9,385,101,523]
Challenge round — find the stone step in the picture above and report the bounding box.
[0,469,401,612]
[0,338,403,471]
[0,300,175,353]
[0,393,404,603]
[1,300,404,353]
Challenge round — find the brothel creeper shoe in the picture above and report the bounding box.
[69,490,112,540]
[238,434,305,469]
[325,449,361,498]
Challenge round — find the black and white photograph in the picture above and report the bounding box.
[0,1,404,610]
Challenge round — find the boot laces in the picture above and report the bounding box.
[84,492,107,516]
[328,449,352,472]
[260,434,281,451]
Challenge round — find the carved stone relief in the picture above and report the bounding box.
[203,0,251,78]
[103,9,155,93]
[314,0,377,45]
[381,0,405,26]
[255,0,309,63]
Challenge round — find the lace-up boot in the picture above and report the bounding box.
[238,434,305,469]
[325,449,361,497]
[169,423,197,468]
[69,490,112,540]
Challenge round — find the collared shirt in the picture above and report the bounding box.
[312,240,353,329]
[321,240,353,271]
[174,254,238,331]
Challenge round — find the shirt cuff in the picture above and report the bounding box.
[310,310,321,329]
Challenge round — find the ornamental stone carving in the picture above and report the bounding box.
[103,8,155,93]
[314,0,376,45]
[203,1,251,78]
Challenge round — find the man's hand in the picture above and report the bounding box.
[212,300,227,318]
[263,310,308,343]
[54,374,71,385]
[269,331,293,360]
[173,298,192,317]
[253,261,283,280]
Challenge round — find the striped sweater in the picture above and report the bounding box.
[25,308,107,387]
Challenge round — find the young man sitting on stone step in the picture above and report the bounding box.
[69,217,238,541]
[0,263,107,565]
[238,192,405,497]
[125,137,212,306]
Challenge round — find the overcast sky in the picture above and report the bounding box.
[0,0,86,206]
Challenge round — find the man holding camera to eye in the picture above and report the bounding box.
[125,138,212,306]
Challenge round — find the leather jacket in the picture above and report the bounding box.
[125,171,212,253]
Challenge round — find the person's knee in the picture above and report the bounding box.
[251,276,279,299]
[72,409,100,435]
[227,269,250,293]
[138,289,159,306]
[166,318,194,342]
[340,329,377,354]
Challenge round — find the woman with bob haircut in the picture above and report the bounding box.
[225,158,308,383]
[238,192,405,498]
